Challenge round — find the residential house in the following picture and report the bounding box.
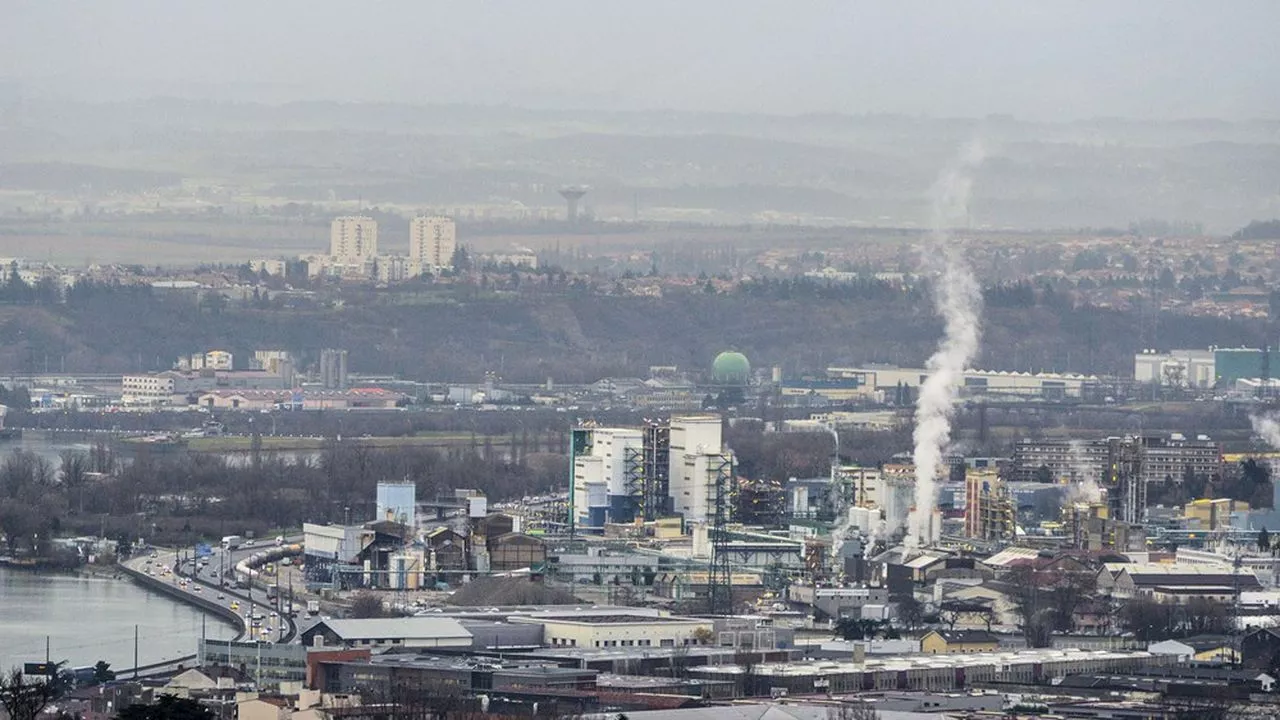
[920,630,1000,654]
[1241,627,1280,671]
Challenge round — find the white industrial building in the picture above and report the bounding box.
[572,427,644,528]
[376,481,417,527]
[669,415,734,524]
[121,372,180,405]
[1133,348,1215,388]
[828,366,1098,399]
[571,414,735,529]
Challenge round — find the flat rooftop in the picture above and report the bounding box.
[691,648,1161,677]
[534,614,700,624]
[520,645,757,663]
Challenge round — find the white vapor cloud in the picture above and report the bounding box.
[906,141,985,549]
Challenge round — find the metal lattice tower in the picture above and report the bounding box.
[705,452,735,614]
[1106,436,1147,525]
[642,421,671,519]
[623,445,645,522]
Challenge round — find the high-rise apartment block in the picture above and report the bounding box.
[409,216,457,272]
[302,215,461,281]
[330,216,379,260]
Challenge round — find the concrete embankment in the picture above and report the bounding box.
[116,562,245,641]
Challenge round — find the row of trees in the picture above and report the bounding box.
[0,438,569,551]
[1002,563,1238,646]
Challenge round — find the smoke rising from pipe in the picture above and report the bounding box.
[906,142,986,549]
[1064,438,1104,504]
[1252,413,1280,449]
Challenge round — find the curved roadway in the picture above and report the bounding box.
[122,544,296,645]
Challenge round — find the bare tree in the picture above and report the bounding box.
[734,648,760,697]
[895,595,924,633]
[669,642,691,680]
[0,668,57,720]
[349,591,391,619]
[1163,695,1234,720]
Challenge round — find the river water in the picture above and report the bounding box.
[0,567,237,671]
[0,435,238,672]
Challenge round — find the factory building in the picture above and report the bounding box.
[1214,347,1280,386]
[1137,346,1280,389]
[687,648,1174,695]
[1012,434,1221,523]
[302,618,473,650]
[570,415,732,531]
[668,415,734,525]
[509,612,713,649]
[375,481,416,527]
[1134,348,1216,388]
[828,365,1098,399]
[571,426,645,528]
[963,470,1014,542]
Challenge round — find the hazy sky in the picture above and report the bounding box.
[5,1,1280,120]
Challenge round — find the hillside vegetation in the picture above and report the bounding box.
[0,282,1267,382]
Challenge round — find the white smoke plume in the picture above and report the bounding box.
[1253,413,1280,450]
[830,506,855,576]
[1064,438,1103,504]
[906,142,986,549]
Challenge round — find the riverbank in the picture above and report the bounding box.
[187,431,501,452]
[0,557,127,579]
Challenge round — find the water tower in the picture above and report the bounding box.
[558,186,589,223]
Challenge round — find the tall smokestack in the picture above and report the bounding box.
[906,142,986,549]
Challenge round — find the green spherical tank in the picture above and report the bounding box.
[711,351,751,385]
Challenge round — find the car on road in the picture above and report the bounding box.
[192,585,201,593]
[230,601,240,611]
[217,593,225,600]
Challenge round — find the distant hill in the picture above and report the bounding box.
[1232,219,1280,240]
[0,163,182,193]
[0,283,1267,384]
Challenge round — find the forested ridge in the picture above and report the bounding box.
[0,279,1269,382]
